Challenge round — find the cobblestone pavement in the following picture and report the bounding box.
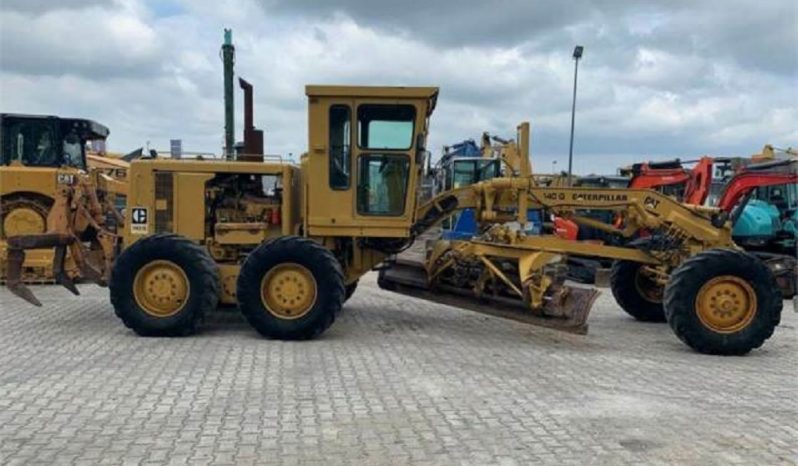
[1,274,796,466]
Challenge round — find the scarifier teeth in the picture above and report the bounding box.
[8,284,43,307]
[57,276,80,296]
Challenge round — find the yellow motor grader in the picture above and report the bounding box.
[4,85,784,355]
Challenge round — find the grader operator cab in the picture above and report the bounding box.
[3,85,787,356]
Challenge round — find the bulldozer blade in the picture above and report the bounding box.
[378,259,599,335]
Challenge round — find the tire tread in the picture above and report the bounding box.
[237,236,344,340]
[664,248,782,355]
[110,233,220,336]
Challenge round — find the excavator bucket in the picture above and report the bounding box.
[378,258,599,334]
[6,234,76,307]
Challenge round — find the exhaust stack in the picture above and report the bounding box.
[222,29,235,160]
[238,78,264,162]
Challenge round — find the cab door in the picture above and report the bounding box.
[351,102,418,237]
[305,98,356,233]
[305,97,426,238]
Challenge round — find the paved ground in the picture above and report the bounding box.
[0,274,796,466]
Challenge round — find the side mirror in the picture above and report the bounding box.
[415,133,426,152]
[421,150,432,178]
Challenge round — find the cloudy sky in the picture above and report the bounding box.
[1,0,796,173]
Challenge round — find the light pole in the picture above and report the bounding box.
[551,160,558,174]
[567,45,583,186]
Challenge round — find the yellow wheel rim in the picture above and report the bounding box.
[133,260,190,317]
[261,263,317,320]
[635,268,663,303]
[3,207,46,236]
[695,275,757,333]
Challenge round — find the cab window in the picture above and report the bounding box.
[357,154,410,216]
[448,159,501,190]
[1,119,58,167]
[754,184,797,211]
[357,105,415,150]
[62,129,85,169]
[329,105,351,189]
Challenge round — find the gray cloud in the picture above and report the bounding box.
[263,0,617,47]
[0,0,795,174]
[0,3,163,79]
[1,0,110,13]
[265,0,797,76]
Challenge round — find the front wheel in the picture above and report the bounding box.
[664,249,782,355]
[236,236,345,340]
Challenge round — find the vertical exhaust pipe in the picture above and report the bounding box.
[238,78,264,161]
[240,78,253,131]
[222,29,235,160]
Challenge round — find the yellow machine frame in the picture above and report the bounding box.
[3,85,783,356]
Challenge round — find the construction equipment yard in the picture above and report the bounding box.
[2,5,796,463]
[1,277,795,465]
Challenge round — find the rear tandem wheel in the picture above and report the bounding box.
[236,236,345,340]
[110,234,221,336]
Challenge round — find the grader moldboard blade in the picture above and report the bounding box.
[378,258,599,334]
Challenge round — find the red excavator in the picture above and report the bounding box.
[559,156,796,302]
[623,156,716,205]
[611,157,797,323]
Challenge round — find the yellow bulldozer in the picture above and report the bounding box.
[3,82,786,356]
[0,113,126,282]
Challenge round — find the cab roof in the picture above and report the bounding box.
[0,113,110,139]
[305,85,439,114]
[305,85,438,99]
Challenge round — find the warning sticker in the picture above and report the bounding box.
[130,207,148,235]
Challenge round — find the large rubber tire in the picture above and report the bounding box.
[610,239,665,322]
[237,236,345,340]
[664,248,782,355]
[110,234,220,336]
